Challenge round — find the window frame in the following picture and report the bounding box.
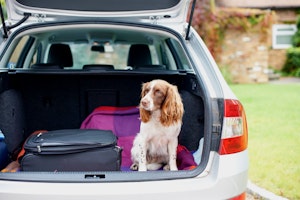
[272,24,297,49]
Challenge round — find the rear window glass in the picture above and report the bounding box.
[5,25,192,71]
[70,43,160,69]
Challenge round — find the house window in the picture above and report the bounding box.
[272,24,297,49]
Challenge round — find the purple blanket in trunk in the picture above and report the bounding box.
[80,106,196,170]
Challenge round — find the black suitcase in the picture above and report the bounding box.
[20,129,122,171]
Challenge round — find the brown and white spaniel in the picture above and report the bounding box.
[130,79,184,171]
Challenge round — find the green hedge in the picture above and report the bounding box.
[283,48,300,77]
[292,31,300,47]
[283,16,300,77]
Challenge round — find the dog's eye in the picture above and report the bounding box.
[155,89,163,96]
[144,89,150,94]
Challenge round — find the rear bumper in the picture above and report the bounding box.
[0,150,248,200]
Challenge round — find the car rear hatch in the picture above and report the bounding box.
[5,0,191,27]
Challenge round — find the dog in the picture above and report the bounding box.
[130,79,184,171]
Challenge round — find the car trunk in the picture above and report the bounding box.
[0,70,206,181]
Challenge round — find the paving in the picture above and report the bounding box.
[269,76,300,84]
[247,181,288,200]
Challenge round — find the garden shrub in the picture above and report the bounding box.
[283,16,300,77]
[283,48,300,76]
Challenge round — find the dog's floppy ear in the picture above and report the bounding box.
[160,84,184,126]
[139,82,151,123]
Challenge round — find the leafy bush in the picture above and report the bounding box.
[292,31,300,47]
[283,48,300,75]
[283,16,300,77]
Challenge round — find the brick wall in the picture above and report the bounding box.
[219,29,269,83]
[216,9,298,83]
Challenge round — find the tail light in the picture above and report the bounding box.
[219,99,248,155]
[230,192,246,200]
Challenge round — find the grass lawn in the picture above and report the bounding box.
[230,83,300,200]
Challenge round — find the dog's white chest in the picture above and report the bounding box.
[141,120,180,138]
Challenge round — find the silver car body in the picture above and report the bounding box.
[0,0,249,199]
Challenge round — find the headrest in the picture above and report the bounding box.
[47,44,73,67]
[127,44,152,67]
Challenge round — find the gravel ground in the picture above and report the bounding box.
[246,193,261,200]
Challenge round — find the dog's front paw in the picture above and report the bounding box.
[169,165,178,171]
[138,165,147,171]
[130,163,139,171]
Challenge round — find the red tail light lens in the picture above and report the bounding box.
[219,99,248,155]
[230,192,246,200]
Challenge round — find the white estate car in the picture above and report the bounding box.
[0,0,248,199]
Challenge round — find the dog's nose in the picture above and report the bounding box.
[141,99,149,107]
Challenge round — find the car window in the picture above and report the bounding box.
[168,38,192,70]
[9,40,166,70]
[6,27,192,71]
[69,43,159,69]
[8,36,30,69]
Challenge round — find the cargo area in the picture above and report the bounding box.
[0,71,205,172]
